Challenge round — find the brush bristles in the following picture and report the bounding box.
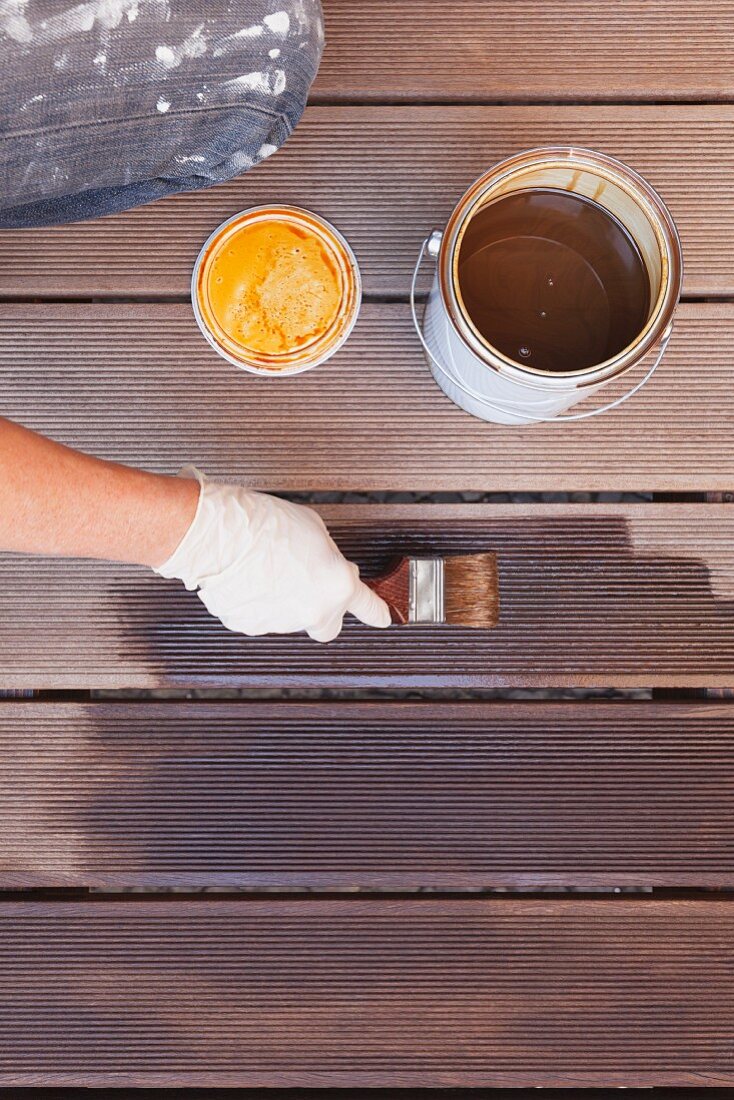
[443,553,500,629]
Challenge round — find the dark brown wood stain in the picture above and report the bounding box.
[0,898,731,1087]
[1,701,733,891]
[1,1,732,1089]
[457,190,650,373]
[1,505,732,689]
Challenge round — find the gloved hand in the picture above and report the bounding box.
[154,467,391,642]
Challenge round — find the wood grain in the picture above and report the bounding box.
[1,504,733,689]
[2,3,731,1089]
[3,700,734,890]
[0,897,731,1087]
[0,106,731,298]
[314,0,734,103]
[0,302,731,491]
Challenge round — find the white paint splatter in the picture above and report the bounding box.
[224,68,286,96]
[95,0,131,28]
[263,11,289,34]
[234,23,263,39]
[226,150,254,172]
[196,90,205,101]
[5,0,141,46]
[155,44,175,66]
[224,71,271,94]
[0,0,32,43]
[212,23,263,57]
[126,0,138,20]
[257,143,278,160]
[156,96,170,112]
[20,159,37,186]
[269,47,280,58]
[54,51,69,69]
[96,0,134,29]
[291,0,314,33]
[155,23,206,69]
[19,92,44,112]
[73,6,96,33]
[93,49,106,66]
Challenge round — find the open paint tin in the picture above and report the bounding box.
[414,147,683,424]
[192,205,362,376]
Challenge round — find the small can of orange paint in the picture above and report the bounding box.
[192,205,362,376]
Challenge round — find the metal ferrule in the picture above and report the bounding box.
[409,559,445,624]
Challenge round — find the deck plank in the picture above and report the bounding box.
[1,504,733,689]
[0,897,731,1087]
[314,0,734,103]
[3,701,734,890]
[2,3,732,1088]
[0,302,732,492]
[0,106,731,298]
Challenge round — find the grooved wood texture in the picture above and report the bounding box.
[3,701,734,890]
[2,2,732,1091]
[314,1,734,102]
[1,302,731,491]
[1,504,733,689]
[0,898,731,1087]
[1,106,731,298]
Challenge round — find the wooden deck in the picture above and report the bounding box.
[0,898,732,1088]
[4,701,734,891]
[313,1,734,102]
[2,303,734,490]
[2,504,734,689]
[1,0,734,1088]
[3,106,733,298]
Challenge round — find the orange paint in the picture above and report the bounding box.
[195,207,359,373]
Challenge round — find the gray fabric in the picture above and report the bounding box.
[0,0,324,226]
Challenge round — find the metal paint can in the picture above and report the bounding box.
[413,147,683,424]
[192,205,362,377]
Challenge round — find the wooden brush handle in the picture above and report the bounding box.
[365,557,410,624]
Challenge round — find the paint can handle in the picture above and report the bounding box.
[411,234,672,424]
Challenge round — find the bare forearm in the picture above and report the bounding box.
[0,419,198,568]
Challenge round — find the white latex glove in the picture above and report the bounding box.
[154,467,391,642]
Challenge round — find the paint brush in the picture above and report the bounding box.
[366,554,500,628]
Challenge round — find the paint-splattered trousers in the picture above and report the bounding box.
[0,0,324,227]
